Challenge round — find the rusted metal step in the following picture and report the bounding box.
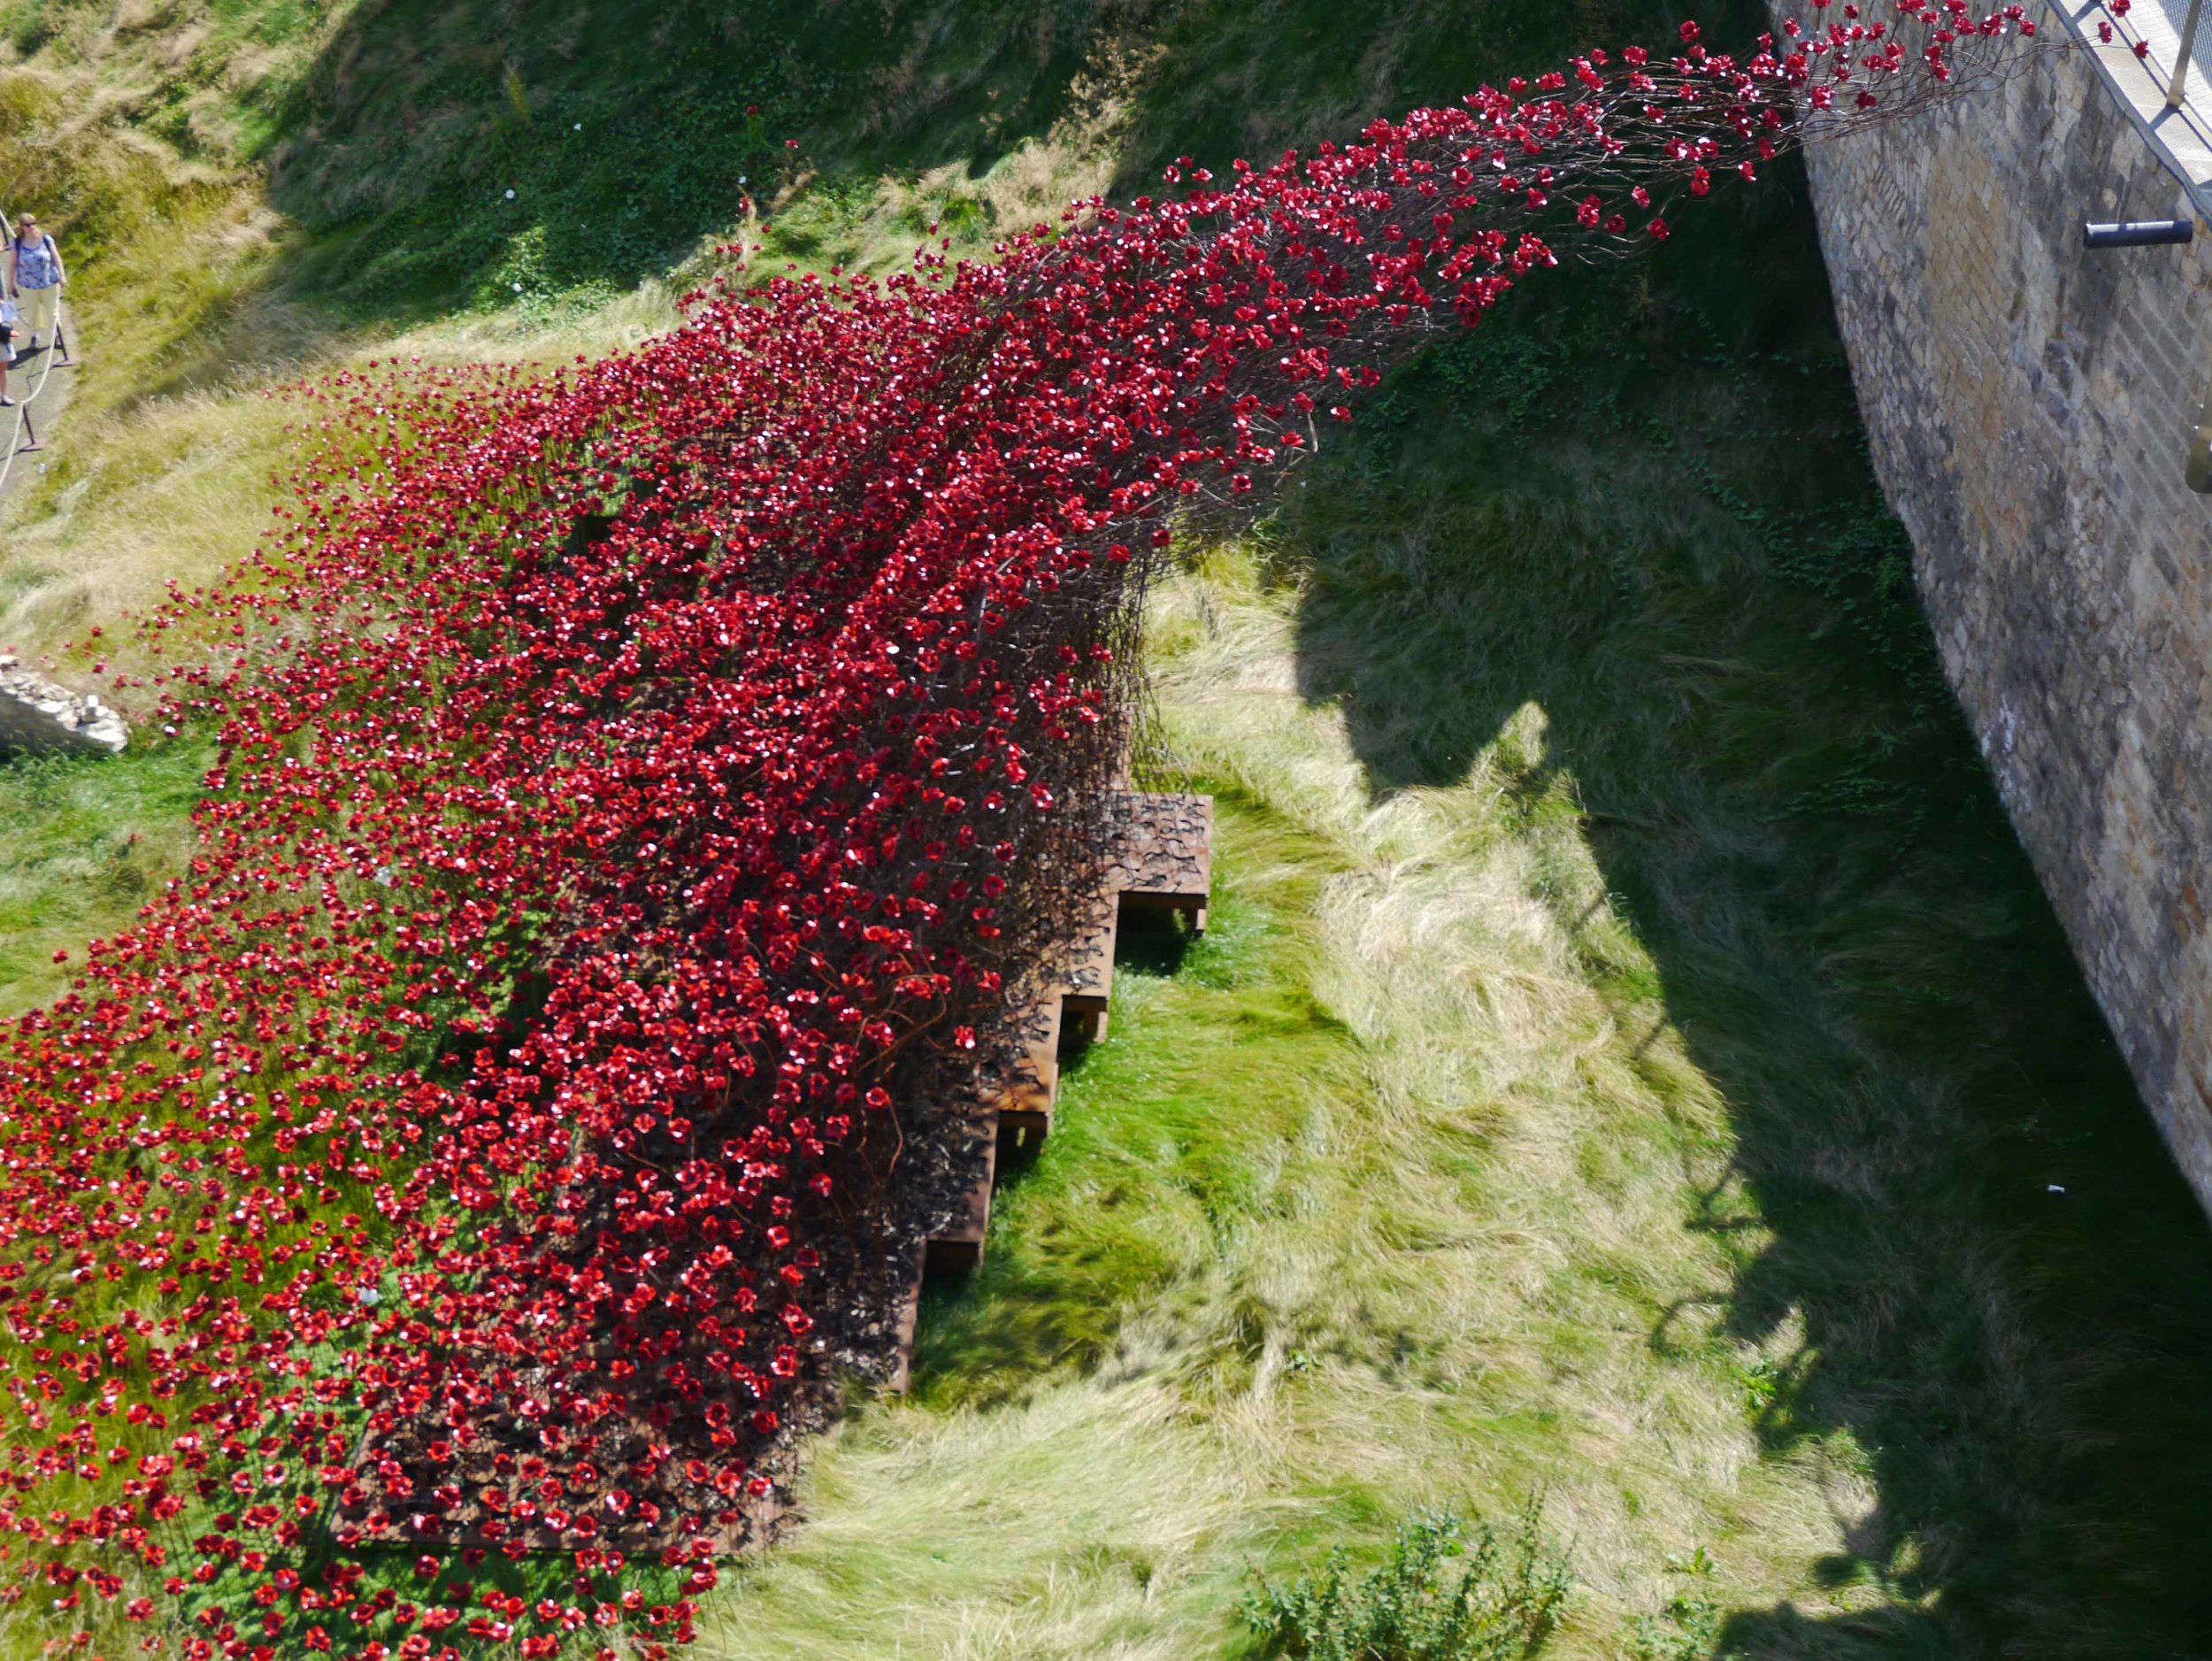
[923,1098,999,1276]
[1060,888,1118,1043]
[922,993,1054,1273]
[887,1239,926,1396]
[899,790,1217,1397]
[989,995,1063,1157]
[1053,791,1214,1046]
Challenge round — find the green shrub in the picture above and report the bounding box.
[1243,1508,1571,1661]
[1626,1548,1723,1661]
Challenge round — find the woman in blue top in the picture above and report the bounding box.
[8,213,68,367]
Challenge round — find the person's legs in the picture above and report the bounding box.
[19,286,57,350]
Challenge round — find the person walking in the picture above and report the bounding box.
[9,213,68,367]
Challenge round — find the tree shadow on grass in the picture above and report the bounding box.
[174,6,1081,364]
[104,0,1119,404]
[257,0,1070,319]
[114,0,1694,402]
[1283,172,2212,1658]
[248,0,1641,324]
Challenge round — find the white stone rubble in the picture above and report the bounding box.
[0,653,127,754]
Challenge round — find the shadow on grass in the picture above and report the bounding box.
[1113,911,1197,980]
[251,0,1643,318]
[1282,162,2212,1657]
[97,0,1693,387]
[248,0,1115,325]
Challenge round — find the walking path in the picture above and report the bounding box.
[0,209,90,756]
[0,209,74,504]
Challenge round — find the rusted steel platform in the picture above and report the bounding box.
[1109,791,1212,934]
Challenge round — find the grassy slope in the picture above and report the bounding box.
[0,1,2208,1657]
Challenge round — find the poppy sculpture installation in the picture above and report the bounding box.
[0,7,2053,1658]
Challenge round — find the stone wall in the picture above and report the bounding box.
[0,654,126,754]
[1797,22,2212,1208]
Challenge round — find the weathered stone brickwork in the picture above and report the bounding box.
[1798,35,2212,1209]
[0,654,125,755]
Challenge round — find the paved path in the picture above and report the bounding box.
[0,317,75,509]
[0,208,79,511]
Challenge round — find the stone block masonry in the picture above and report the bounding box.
[0,654,125,755]
[1796,20,2212,1209]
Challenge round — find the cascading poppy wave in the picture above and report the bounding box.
[0,8,2047,1657]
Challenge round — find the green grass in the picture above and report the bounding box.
[0,733,208,1013]
[0,0,2209,1657]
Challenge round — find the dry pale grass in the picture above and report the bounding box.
[0,388,293,665]
[0,259,686,676]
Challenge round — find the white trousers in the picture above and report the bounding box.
[17,285,58,347]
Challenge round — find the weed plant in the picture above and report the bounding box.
[1243,1508,1570,1661]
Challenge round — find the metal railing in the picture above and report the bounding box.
[2047,0,2212,221]
[2170,0,2209,105]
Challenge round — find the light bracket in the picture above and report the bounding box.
[2084,219,2196,249]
